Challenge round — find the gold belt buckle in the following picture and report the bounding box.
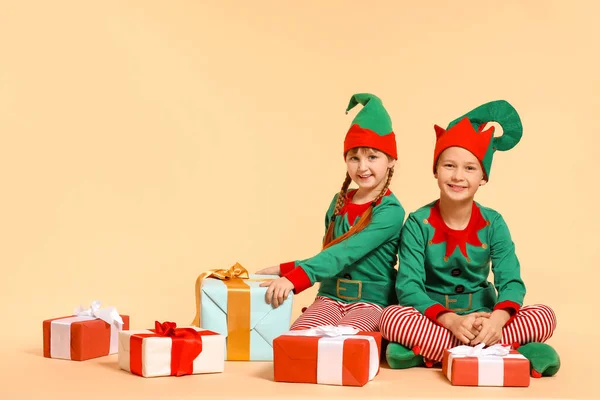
[445,293,473,312]
[336,278,362,300]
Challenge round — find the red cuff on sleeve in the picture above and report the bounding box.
[424,304,453,325]
[283,266,312,294]
[279,261,296,276]
[494,301,521,325]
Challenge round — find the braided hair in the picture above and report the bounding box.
[322,148,395,249]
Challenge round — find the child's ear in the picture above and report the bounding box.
[387,158,396,169]
[479,178,488,186]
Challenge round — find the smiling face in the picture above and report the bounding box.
[345,147,395,194]
[435,146,487,203]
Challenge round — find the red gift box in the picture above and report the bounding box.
[273,326,381,387]
[442,344,530,387]
[43,301,129,361]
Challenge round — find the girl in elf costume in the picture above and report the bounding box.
[380,100,560,378]
[256,93,405,332]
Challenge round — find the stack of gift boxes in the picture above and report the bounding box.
[42,263,530,388]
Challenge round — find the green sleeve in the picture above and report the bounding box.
[395,214,441,314]
[490,214,526,305]
[298,201,405,283]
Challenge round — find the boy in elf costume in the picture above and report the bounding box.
[380,100,560,377]
[256,93,405,332]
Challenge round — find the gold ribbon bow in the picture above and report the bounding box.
[191,262,271,360]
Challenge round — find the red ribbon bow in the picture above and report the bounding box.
[154,321,180,336]
[131,321,214,377]
[152,321,203,376]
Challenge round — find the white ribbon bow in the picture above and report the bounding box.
[282,324,359,337]
[449,343,511,357]
[75,300,123,328]
[446,343,525,386]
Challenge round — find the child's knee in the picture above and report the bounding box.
[380,306,396,325]
[380,305,406,337]
[539,304,557,332]
[524,304,557,340]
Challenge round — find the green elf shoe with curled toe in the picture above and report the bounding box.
[515,342,561,378]
[386,342,425,369]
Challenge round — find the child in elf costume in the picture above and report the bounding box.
[380,100,560,377]
[256,93,405,332]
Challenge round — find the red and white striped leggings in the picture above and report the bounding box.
[380,304,557,362]
[291,296,383,332]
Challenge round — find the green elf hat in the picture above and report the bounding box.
[432,100,523,181]
[344,93,397,159]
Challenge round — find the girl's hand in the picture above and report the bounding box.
[438,312,491,345]
[470,309,510,346]
[260,277,294,308]
[255,265,280,275]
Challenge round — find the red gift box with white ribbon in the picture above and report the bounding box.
[442,343,530,387]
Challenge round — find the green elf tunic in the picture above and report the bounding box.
[396,200,526,323]
[281,189,405,308]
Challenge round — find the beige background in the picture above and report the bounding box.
[1,0,597,399]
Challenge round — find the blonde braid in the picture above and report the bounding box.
[332,173,352,217]
[323,173,352,247]
[372,167,394,204]
[323,166,395,250]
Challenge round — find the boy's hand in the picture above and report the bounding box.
[438,312,491,344]
[471,309,510,346]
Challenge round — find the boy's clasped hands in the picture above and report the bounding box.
[438,309,511,346]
